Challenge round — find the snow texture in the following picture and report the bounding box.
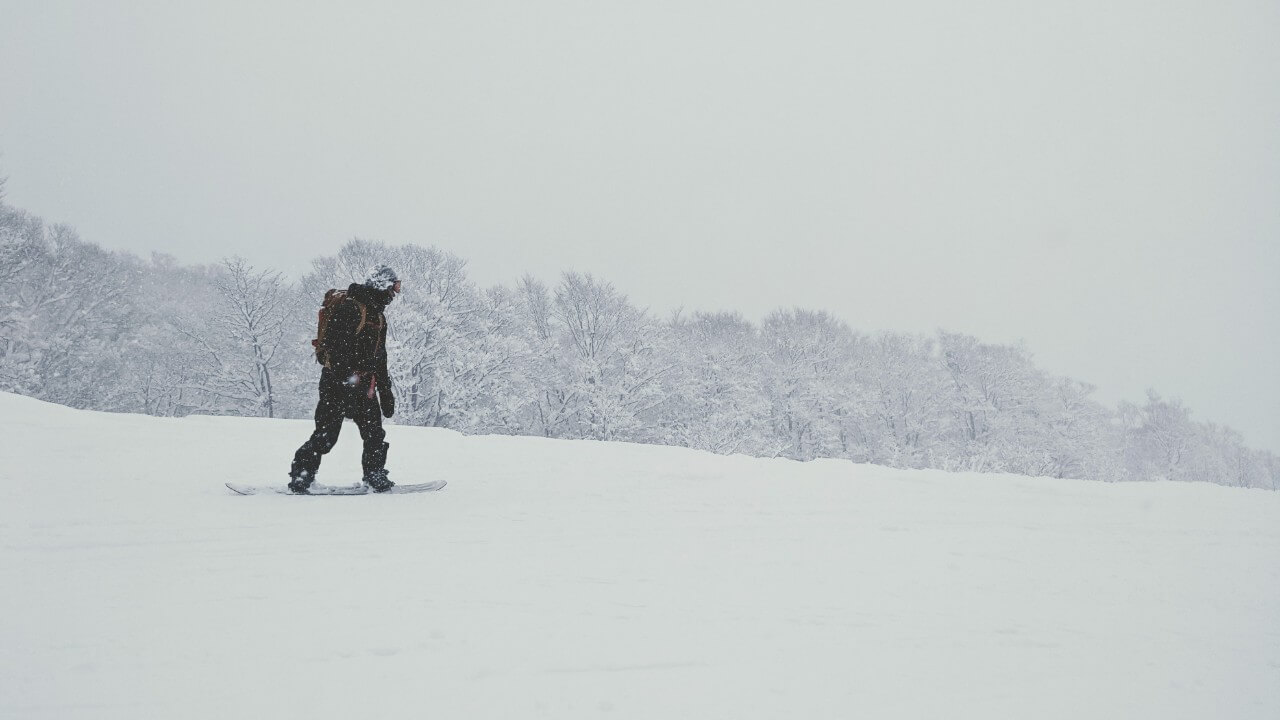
[1,391,1277,719]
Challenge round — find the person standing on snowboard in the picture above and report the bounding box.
[288,265,400,493]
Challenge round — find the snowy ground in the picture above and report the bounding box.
[1,392,1277,719]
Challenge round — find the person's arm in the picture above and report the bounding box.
[376,323,395,417]
[375,324,391,387]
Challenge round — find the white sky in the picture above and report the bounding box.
[2,1,1277,451]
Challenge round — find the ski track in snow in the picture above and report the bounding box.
[1,392,1278,719]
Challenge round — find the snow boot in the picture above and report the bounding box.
[287,469,314,494]
[363,468,394,493]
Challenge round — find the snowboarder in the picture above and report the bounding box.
[288,265,400,493]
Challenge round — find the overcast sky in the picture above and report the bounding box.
[2,1,1277,450]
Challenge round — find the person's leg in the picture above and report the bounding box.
[353,394,392,490]
[289,373,345,489]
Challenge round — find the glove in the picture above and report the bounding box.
[379,386,395,418]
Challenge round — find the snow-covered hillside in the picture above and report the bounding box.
[2,392,1277,719]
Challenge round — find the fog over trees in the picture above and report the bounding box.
[2,186,1275,490]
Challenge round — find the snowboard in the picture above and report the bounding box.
[225,480,446,496]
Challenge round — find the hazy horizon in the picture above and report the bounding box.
[2,1,1277,451]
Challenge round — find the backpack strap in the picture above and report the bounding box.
[354,301,368,336]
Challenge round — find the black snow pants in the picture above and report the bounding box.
[290,368,388,480]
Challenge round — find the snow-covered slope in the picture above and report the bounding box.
[1,392,1277,719]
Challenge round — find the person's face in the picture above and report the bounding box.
[393,280,402,295]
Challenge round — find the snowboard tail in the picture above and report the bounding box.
[226,480,446,496]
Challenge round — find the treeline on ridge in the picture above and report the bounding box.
[2,183,1275,489]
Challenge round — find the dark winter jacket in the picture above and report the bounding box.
[322,283,392,390]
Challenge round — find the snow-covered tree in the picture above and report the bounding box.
[1119,391,1198,483]
[0,213,138,408]
[760,309,856,460]
[403,282,534,432]
[514,275,581,437]
[544,272,669,442]
[936,332,1049,473]
[847,332,951,468]
[659,310,773,454]
[115,254,241,417]
[1039,377,1126,481]
[178,258,297,417]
